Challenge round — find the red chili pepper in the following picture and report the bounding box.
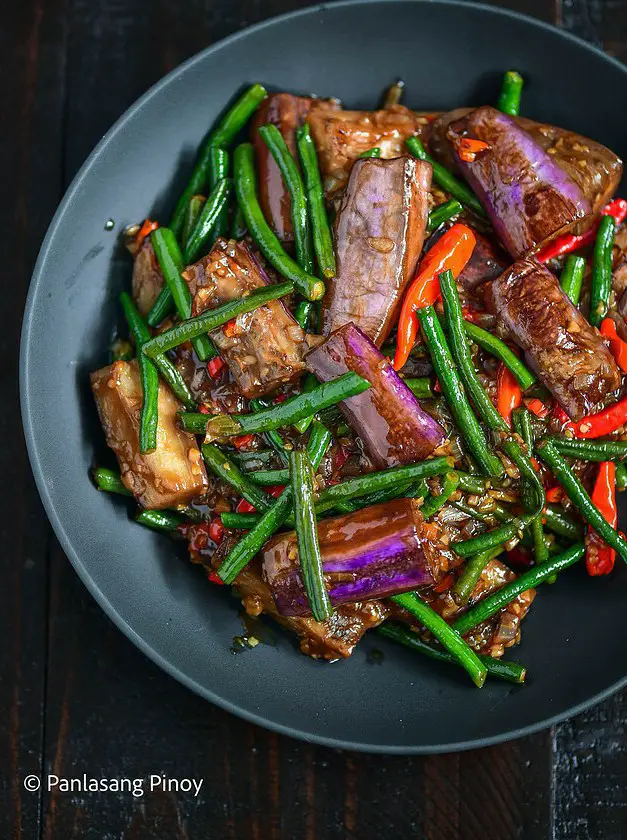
[268,485,286,498]
[546,486,563,504]
[585,461,617,576]
[332,444,350,473]
[273,394,287,404]
[199,404,211,414]
[207,356,226,379]
[456,137,490,163]
[433,572,455,593]
[600,318,627,372]
[496,363,522,427]
[526,398,549,419]
[566,396,627,439]
[552,404,571,427]
[236,498,256,514]
[223,319,237,338]
[188,521,213,552]
[393,223,477,370]
[506,545,533,569]
[135,218,159,248]
[208,518,224,544]
[536,198,627,263]
[208,570,225,586]
[232,434,255,450]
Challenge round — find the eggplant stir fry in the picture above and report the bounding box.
[92,74,627,688]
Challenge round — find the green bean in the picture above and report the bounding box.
[453,545,505,605]
[201,443,274,514]
[290,450,332,621]
[543,504,583,541]
[390,592,486,687]
[149,353,196,410]
[417,305,502,476]
[461,321,536,390]
[453,543,585,636]
[259,124,314,273]
[454,514,532,558]
[382,79,405,108]
[181,194,206,247]
[406,136,486,218]
[332,482,415,515]
[170,84,267,238]
[234,143,324,300]
[150,228,215,361]
[296,125,336,279]
[183,373,370,441]
[230,449,276,471]
[456,472,489,495]
[559,255,586,306]
[359,147,381,158]
[403,377,434,400]
[135,509,185,533]
[513,407,548,565]
[536,439,627,563]
[427,199,463,233]
[221,511,260,530]
[496,70,524,116]
[617,462,627,490]
[146,285,174,328]
[217,425,330,583]
[589,214,616,327]
[421,472,460,520]
[378,623,526,684]
[142,281,293,359]
[183,176,232,264]
[294,300,314,331]
[293,373,319,434]
[546,436,627,462]
[120,292,159,453]
[92,466,133,496]
[249,420,331,485]
[250,397,289,465]
[231,202,247,240]
[205,146,230,242]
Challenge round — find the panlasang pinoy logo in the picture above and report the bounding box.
[25,774,204,798]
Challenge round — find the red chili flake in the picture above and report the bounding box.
[333,444,350,473]
[273,394,288,404]
[232,433,255,450]
[209,518,224,544]
[546,485,563,504]
[236,498,257,514]
[268,485,286,498]
[433,379,442,393]
[208,570,225,586]
[223,319,237,338]
[526,398,549,419]
[199,404,211,414]
[433,573,454,593]
[207,356,226,379]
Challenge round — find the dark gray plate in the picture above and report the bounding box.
[20,0,627,754]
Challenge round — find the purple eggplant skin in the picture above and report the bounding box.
[322,156,431,347]
[306,323,446,468]
[485,257,621,420]
[429,108,622,215]
[446,107,592,258]
[263,498,457,617]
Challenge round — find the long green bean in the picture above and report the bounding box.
[150,353,196,410]
[201,444,274,514]
[359,147,381,158]
[378,623,526,684]
[170,83,267,238]
[142,281,293,359]
[546,436,627,462]
[589,214,616,327]
[146,284,174,328]
[417,305,503,476]
[120,292,159,453]
[233,143,324,300]
[259,124,314,273]
[421,472,460,520]
[249,420,331,485]
[294,300,314,331]
[150,228,215,361]
[296,125,336,279]
[559,255,586,306]
[406,136,486,218]
[183,176,232,264]
[390,592,487,687]
[231,202,247,240]
[497,70,524,116]
[230,449,276,471]
[181,194,205,249]
[543,504,583,541]
[135,509,185,533]
[92,466,133,496]
[427,199,463,233]
[403,377,434,400]
[453,515,532,558]
[461,321,536,390]
[250,397,289,465]
[382,79,405,108]
[513,407,548,565]
[453,545,504,605]
[453,543,585,635]
[221,511,260,529]
[536,439,627,562]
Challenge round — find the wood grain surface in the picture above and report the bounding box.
[3,1,626,837]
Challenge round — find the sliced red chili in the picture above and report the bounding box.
[207,356,226,379]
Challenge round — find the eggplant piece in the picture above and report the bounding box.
[129,239,164,318]
[91,360,208,509]
[251,94,338,242]
[457,230,510,291]
[307,104,432,198]
[306,323,446,467]
[485,257,621,420]
[322,156,431,346]
[445,107,592,258]
[183,237,306,398]
[263,499,457,617]
[430,108,621,216]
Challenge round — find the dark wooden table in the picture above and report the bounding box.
[4,0,627,837]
